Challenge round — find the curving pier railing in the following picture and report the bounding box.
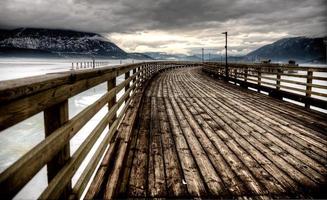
[0,61,197,199]
[0,61,326,199]
[203,62,327,111]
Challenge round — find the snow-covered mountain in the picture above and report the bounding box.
[0,28,151,59]
[245,37,326,63]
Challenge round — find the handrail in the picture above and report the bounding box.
[202,62,327,110]
[1,60,325,199]
[0,61,197,199]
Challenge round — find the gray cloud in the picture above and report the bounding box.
[0,0,326,54]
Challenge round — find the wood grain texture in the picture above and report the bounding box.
[113,67,326,199]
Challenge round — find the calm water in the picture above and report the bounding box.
[0,59,326,199]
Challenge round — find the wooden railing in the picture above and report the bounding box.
[202,62,327,110]
[71,61,110,70]
[0,61,196,199]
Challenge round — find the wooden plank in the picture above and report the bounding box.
[157,96,188,197]
[204,96,320,187]
[147,97,167,197]
[167,81,226,196]
[83,131,119,200]
[117,108,142,197]
[163,96,206,196]
[127,96,151,197]
[103,91,142,199]
[103,79,150,199]
[124,71,161,197]
[231,99,327,164]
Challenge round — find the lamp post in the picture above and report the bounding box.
[222,31,228,80]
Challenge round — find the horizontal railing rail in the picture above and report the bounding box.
[0,61,197,199]
[202,62,327,110]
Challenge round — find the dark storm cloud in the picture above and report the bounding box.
[1,0,326,34]
[0,0,326,54]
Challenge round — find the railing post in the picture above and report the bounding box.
[44,100,71,199]
[234,69,237,84]
[244,67,248,82]
[305,70,313,109]
[140,65,143,83]
[276,68,281,90]
[147,65,150,79]
[146,65,149,79]
[108,75,116,126]
[136,66,140,86]
[133,68,137,86]
[143,65,146,82]
[125,70,130,102]
[269,68,283,99]
[258,67,261,92]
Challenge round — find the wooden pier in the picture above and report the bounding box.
[0,62,326,199]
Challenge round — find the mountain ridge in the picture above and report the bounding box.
[0,28,152,59]
[0,28,325,63]
[245,36,326,63]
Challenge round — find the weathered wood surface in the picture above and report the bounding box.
[0,62,196,199]
[103,67,327,199]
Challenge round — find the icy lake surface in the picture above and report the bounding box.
[0,58,326,199]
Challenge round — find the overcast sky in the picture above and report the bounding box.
[0,0,326,55]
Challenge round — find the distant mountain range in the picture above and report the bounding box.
[144,37,326,63]
[0,28,325,63]
[0,28,152,59]
[245,37,326,63]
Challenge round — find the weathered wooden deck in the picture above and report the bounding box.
[1,62,326,199]
[94,67,327,199]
